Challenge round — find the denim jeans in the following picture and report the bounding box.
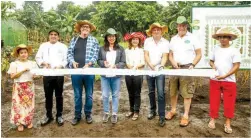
[71,75,95,119]
[101,76,121,114]
[146,75,166,117]
[125,75,143,113]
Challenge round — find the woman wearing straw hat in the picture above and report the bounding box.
[208,28,241,134]
[97,28,126,124]
[7,44,39,131]
[123,32,146,121]
[144,22,169,127]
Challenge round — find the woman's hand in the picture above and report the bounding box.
[104,61,110,68]
[33,75,41,80]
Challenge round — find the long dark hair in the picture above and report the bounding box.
[103,34,120,51]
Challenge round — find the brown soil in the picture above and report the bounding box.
[1,75,250,137]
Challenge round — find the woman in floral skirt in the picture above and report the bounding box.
[7,44,39,131]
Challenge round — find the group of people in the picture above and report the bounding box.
[7,16,240,134]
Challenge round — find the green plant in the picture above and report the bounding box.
[1,46,13,72]
[95,75,101,82]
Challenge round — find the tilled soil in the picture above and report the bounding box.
[1,76,250,137]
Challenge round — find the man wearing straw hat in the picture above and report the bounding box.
[208,28,240,134]
[36,29,68,126]
[166,16,202,127]
[144,22,169,127]
[67,20,99,125]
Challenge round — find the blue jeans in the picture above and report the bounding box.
[146,75,166,117]
[101,76,121,114]
[71,75,95,119]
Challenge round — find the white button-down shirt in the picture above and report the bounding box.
[170,32,201,65]
[144,37,169,70]
[35,41,68,69]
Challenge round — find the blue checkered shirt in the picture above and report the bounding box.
[67,35,100,68]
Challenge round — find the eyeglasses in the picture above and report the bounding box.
[81,25,90,29]
[152,28,162,32]
[218,36,231,39]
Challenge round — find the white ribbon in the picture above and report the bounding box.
[31,68,216,77]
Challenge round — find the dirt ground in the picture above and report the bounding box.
[1,75,250,137]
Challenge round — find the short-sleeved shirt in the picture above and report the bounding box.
[169,32,201,65]
[210,45,241,82]
[144,37,169,70]
[7,60,38,82]
[125,47,145,68]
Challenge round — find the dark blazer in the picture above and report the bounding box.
[97,45,126,70]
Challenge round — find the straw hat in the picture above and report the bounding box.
[123,32,146,43]
[146,22,168,36]
[212,28,238,41]
[11,44,32,58]
[74,20,96,33]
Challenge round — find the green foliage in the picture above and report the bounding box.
[91,1,162,35]
[16,1,44,29]
[1,46,13,72]
[95,75,101,82]
[56,1,74,15]
[77,4,96,20]
[1,1,16,20]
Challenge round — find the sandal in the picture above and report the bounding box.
[208,120,216,129]
[27,123,33,129]
[132,113,139,121]
[224,124,232,134]
[165,111,176,120]
[17,125,24,132]
[125,112,134,118]
[180,117,189,127]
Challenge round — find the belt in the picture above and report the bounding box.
[178,63,192,69]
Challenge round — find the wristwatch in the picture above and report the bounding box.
[158,66,164,70]
[191,63,195,67]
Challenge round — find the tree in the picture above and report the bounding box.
[91,1,162,35]
[1,1,16,20]
[56,1,74,16]
[16,1,45,29]
[77,4,96,21]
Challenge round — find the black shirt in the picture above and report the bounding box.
[74,37,87,68]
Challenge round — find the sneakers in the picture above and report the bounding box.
[103,113,118,124]
[147,112,156,120]
[56,116,64,126]
[111,115,118,124]
[41,116,54,126]
[86,115,93,124]
[159,117,166,127]
[103,113,110,123]
[71,117,81,126]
